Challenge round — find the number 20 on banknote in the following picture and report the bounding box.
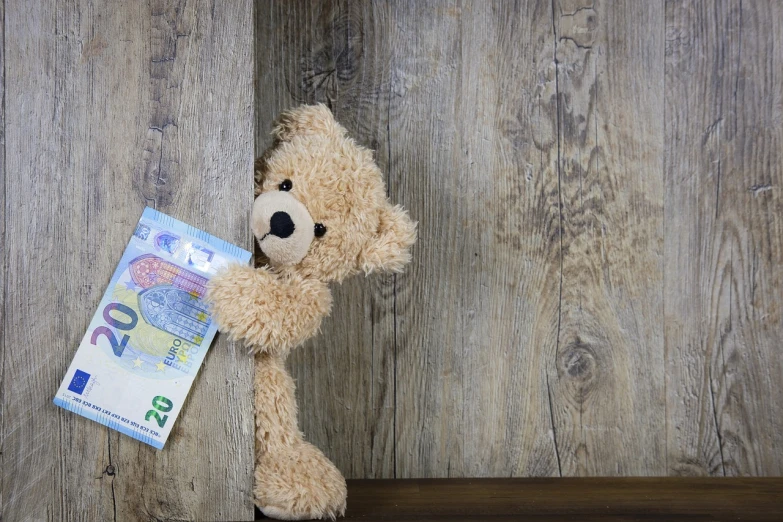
[92,301,175,429]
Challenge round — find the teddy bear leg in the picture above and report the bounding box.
[255,441,347,520]
[253,354,347,520]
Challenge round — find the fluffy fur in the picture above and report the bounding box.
[206,104,416,520]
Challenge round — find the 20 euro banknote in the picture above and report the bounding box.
[54,207,251,449]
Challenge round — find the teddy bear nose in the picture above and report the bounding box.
[269,211,295,239]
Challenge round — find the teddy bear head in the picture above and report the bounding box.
[252,104,416,283]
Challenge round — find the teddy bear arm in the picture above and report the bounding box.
[206,264,332,353]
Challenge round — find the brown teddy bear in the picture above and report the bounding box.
[206,104,416,520]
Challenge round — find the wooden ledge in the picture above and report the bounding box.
[260,478,783,521]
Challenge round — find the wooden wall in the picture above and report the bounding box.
[1,3,781,520]
[1,1,256,520]
[257,0,783,478]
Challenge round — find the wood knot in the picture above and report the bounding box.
[671,458,711,477]
[559,338,597,382]
[291,13,363,102]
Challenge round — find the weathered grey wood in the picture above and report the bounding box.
[2,1,781,507]
[548,0,666,475]
[0,0,5,512]
[389,0,563,477]
[256,0,397,479]
[665,0,783,476]
[2,1,254,520]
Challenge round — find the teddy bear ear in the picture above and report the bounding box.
[359,203,417,275]
[272,104,346,142]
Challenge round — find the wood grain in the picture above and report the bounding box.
[549,0,666,475]
[665,0,783,476]
[389,0,562,478]
[1,1,255,520]
[256,0,398,479]
[340,478,783,521]
[4,2,782,515]
[0,0,5,512]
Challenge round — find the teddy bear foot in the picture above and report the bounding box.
[255,440,347,521]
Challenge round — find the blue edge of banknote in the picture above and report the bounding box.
[54,207,251,449]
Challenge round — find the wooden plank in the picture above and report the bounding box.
[665,0,783,476]
[2,3,110,518]
[0,0,5,511]
[256,0,397,478]
[341,478,783,521]
[1,1,254,520]
[547,0,666,475]
[111,1,256,518]
[390,1,562,477]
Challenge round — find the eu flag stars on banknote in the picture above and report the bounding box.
[54,207,251,449]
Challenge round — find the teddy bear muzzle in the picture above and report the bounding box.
[252,190,315,266]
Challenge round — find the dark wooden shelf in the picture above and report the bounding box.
[260,478,783,521]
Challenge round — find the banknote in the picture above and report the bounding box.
[54,207,251,449]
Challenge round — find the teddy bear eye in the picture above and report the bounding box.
[279,179,292,191]
[314,223,327,238]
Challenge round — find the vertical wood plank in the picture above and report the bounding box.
[0,0,5,510]
[2,1,254,520]
[256,0,397,478]
[664,0,734,476]
[112,1,256,518]
[665,0,783,476]
[548,0,666,475]
[3,3,109,518]
[391,0,562,477]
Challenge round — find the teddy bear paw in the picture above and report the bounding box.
[255,441,347,521]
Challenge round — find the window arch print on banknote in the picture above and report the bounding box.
[129,254,208,296]
[137,285,211,345]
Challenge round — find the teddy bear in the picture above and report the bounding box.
[205,104,416,520]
